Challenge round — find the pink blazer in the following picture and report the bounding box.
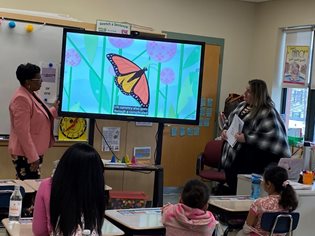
[8,86,57,163]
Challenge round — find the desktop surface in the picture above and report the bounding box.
[105,208,163,230]
[209,196,253,212]
[1,218,124,236]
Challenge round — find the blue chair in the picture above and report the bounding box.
[260,212,299,236]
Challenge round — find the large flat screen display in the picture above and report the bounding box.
[59,28,205,124]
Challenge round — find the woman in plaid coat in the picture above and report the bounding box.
[220,80,290,194]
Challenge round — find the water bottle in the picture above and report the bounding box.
[251,174,261,200]
[8,185,23,222]
[82,229,91,236]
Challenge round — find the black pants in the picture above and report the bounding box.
[12,156,43,180]
[225,144,281,194]
[11,156,43,217]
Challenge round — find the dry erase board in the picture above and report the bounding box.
[0,21,63,136]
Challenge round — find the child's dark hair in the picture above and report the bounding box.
[264,165,298,212]
[181,179,210,209]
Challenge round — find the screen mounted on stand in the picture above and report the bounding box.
[59,28,205,125]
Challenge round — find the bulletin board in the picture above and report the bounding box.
[0,19,63,136]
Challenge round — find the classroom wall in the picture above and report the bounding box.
[3,0,314,117]
[0,0,257,111]
[2,0,314,187]
[249,0,315,108]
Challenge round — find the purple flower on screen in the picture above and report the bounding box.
[65,48,81,66]
[146,41,177,62]
[108,37,134,49]
[161,68,175,84]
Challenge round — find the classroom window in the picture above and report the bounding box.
[280,28,315,141]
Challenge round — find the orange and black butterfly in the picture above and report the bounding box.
[107,53,149,108]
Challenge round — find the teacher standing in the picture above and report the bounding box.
[220,79,290,194]
[8,63,59,180]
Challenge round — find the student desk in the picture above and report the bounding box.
[104,164,163,207]
[0,179,112,217]
[105,208,165,236]
[22,179,112,210]
[1,218,32,236]
[0,179,34,193]
[208,196,253,236]
[1,218,124,236]
[237,174,315,236]
[22,179,112,192]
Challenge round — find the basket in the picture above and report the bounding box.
[108,191,147,209]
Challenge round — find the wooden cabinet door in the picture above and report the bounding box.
[162,44,221,186]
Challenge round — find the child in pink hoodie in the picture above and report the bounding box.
[162,179,217,236]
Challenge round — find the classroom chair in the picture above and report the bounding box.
[260,212,299,236]
[196,139,226,194]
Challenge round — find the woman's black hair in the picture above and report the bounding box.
[16,63,40,85]
[264,165,298,212]
[181,179,210,210]
[50,142,105,236]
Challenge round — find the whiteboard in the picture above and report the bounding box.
[0,21,63,136]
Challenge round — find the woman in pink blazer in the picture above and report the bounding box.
[9,63,59,180]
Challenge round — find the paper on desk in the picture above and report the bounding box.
[288,180,313,190]
[226,115,244,147]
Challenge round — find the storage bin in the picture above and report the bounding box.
[288,136,303,146]
[108,191,147,209]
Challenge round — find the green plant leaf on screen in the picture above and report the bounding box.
[89,69,110,113]
[183,47,201,69]
[70,102,82,112]
[84,35,98,63]
[177,77,193,114]
[168,104,176,118]
[189,71,199,96]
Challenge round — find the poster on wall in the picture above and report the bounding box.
[38,62,58,103]
[102,127,121,152]
[283,46,309,87]
[96,20,130,34]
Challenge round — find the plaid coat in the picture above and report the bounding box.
[221,101,291,170]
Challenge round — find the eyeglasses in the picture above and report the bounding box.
[30,78,42,82]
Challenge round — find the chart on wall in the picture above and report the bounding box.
[0,19,63,136]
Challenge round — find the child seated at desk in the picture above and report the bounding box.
[162,179,217,236]
[32,143,106,236]
[237,165,298,236]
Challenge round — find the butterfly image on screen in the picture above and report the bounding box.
[107,53,150,108]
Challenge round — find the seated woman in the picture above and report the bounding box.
[32,142,106,236]
[237,165,298,236]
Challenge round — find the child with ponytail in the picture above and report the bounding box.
[237,165,298,236]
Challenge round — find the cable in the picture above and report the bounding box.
[291,145,303,158]
[154,126,158,163]
[95,120,120,161]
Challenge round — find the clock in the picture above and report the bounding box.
[59,117,87,139]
